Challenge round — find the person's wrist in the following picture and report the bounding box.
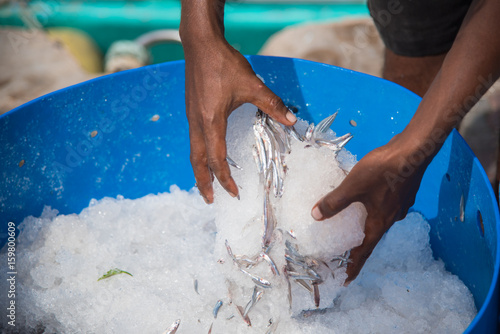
[383,128,445,174]
[180,23,229,56]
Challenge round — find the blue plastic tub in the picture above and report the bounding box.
[0,56,498,332]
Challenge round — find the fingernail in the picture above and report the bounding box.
[229,191,239,200]
[311,205,323,220]
[286,111,297,123]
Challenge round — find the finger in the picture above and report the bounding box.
[344,217,385,285]
[249,79,297,126]
[311,184,352,221]
[188,122,214,204]
[203,118,239,199]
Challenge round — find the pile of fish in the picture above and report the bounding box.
[164,110,354,333]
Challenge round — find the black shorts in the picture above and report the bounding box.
[368,0,473,57]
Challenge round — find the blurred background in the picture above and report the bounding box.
[0,0,498,192]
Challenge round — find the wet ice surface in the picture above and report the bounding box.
[1,105,476,333]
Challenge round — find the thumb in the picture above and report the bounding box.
[311,185,353,221]
[250,80,297,126]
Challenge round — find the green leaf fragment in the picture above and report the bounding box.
[97,268,133,281]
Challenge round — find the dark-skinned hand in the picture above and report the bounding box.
[311,136,428,284]
[184,40,297,203]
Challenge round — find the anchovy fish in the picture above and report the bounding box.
[294,278,313,293]
[194,278,199,295]
[283,267,292,311]
[270,159,280,198]
[285,240,305,262]
[225,239,237,264]
[236,305,252,326]
[226,156,242,170]
[213,300,223,319]
[304,123,315,142]
[239,268,272,288]
[313,111,338,137]
[284,254,309,270]
[260,252,279,276]
[266,116,291,154]
[262,192,277,250]
[163,319,180,334]
[331,250,352,268]
[313,282,320,308]
[287,271,319,281]
[265,318,279,334]
[285,125,303,142]
[243,286,264,317]
[315,134,353,153]
[252,145,262,174]
[234,254,259,269]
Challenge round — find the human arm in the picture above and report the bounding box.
[179,0,297,204]
[312,0,500,284]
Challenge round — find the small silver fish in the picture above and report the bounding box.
[163,319,180,334]
[255,131,268,173]
[283,267,292,311]
[236,305,252,326]
[234,254,259,269]
[262,192,277,250]
[265,318,279,334]
[239,268,272,288]
[313,111,338,138]
[284,254,309,270]
[287,271,318,281]
[226,156,242,170]
[331,250,352,267]
[315,133,353,153]
[306,268,322,281]
[213,300,223,319]
[225,240,236,263]
[270,159,280,198]
[252,145,263,174]
[194,279,199,295]
[313,282,320,308]
[294,278,313,293]
[285,240,305,262]
[266,116,290,154]
[285,125,303,142]
[260,252,280,276]
[243,286,264,317]
[304,123,315,142]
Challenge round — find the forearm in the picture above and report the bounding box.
[179,0,226,47]
[396,0,500,157]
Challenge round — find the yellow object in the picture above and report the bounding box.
[47,27,102,73]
